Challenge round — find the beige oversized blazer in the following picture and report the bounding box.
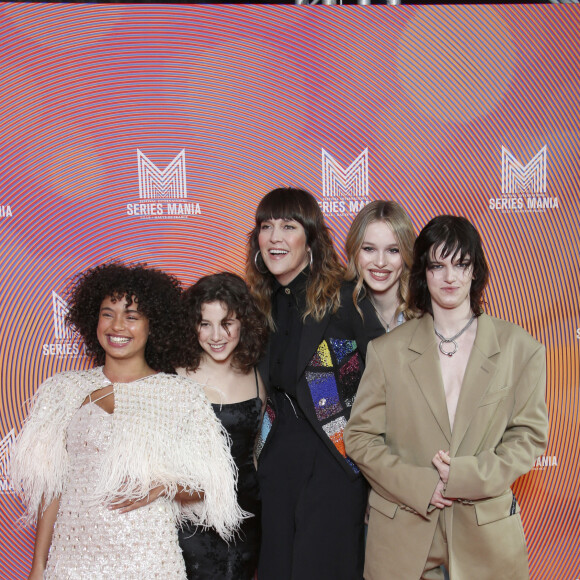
[344,313,548,580]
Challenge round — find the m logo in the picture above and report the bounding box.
[0,429,15,481]
[52,291,72,339]
[322,148,368,199]
[501,146,547,194]
[137,150,187,199]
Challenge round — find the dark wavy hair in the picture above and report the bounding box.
[246,187,344,327]
[66,262,183,373]
[409,215,489,316]
[179,272,268,374]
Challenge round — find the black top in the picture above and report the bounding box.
[178,371,262,580]
[258,277,385,477]
[269,269,308,398]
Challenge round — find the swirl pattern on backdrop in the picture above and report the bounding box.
[0,5,579,579]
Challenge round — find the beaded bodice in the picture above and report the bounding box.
[44,402,186,579]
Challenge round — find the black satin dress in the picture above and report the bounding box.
[179,375,262,580]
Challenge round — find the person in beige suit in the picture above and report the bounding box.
[344,215,548,580]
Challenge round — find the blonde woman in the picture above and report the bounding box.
[345,200,417,332]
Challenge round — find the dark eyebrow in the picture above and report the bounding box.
[99,306,140,314]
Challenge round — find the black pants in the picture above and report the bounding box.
[257,393,367,580]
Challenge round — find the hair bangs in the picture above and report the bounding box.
[255,188,308,227]
[410,215,488,316]
[428,225,475,267]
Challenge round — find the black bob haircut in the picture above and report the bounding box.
[409,215,489,316]
[66,262,183,373]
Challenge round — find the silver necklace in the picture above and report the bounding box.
[369,295,398,333]
[434,315,476,357]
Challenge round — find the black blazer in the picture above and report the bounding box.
[256,281,384,479]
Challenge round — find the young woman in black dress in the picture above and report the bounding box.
[176,272,268,580]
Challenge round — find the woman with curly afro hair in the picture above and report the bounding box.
[176,272,268,580]
[11,262,245,580]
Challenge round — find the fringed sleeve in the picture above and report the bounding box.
[95,375,246,542]
[175,379,248,541]
[9,373,85,526]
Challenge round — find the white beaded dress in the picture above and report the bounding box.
[10,368,245,580]
[45,401,186,579]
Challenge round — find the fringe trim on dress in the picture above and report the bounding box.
[10,368,246,541]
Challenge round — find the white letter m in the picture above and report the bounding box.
[52,291,72,340]
[322,148,368,198]
[501,146,547,194]
[137,150,187,199]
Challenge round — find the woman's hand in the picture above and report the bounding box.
[432,450,451,484]
[109,485,166,514]
[175,488,204,504]
[429,479,453,510]
[109,485,205,513]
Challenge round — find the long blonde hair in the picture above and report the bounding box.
[246,187,344,329]
[345,200,416,320]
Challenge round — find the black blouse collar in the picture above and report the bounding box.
[272,266,309,296]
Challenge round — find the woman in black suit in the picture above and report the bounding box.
[247,187,383,580]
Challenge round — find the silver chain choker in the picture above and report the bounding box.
[434,315,476,357]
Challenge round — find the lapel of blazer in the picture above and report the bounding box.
[296,309,332,381]
[450,313,500,454]
[408,315,452,444]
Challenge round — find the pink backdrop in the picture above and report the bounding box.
[0,5,578,578]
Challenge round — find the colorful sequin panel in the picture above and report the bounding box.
[322,417,360,474]
[305,370,342,421]
[306,338,364,472]
[306,339,363,422]
[255,402,275,460]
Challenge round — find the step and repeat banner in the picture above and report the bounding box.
[0,4,578,579]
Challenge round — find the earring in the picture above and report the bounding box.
[254,251,269,274]
[308,249,313,269]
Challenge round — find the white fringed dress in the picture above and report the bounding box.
[10,367,244,580]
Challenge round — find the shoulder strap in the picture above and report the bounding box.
[89,389,114,404]
[253,367,259,397]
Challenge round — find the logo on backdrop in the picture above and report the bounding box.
[321,148,371,217]
[0,430,16,493]
[489,146,558,212]
[533,455,558,470]
[0,205,12,218]
[53,291,72,340]
[127,150,201,219]
[42,292,84,357]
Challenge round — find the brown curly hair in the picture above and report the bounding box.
[246,187,344,328]
[179,272,268,374]
[66,262,183,373]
